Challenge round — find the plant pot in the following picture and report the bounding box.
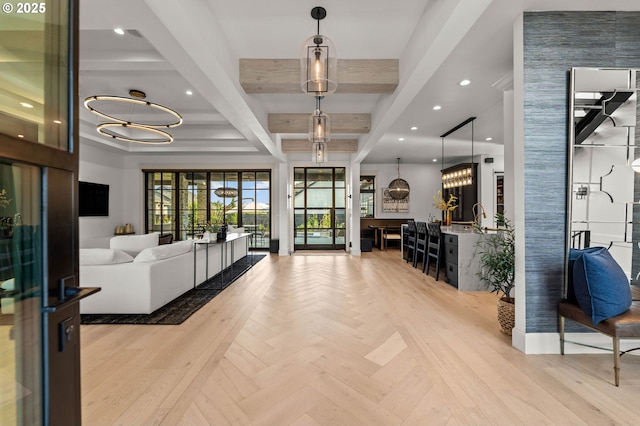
[497,296,515,335]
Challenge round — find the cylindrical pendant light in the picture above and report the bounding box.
[312,141,328,164]
[300,7,337,97]
[309,102,330,144]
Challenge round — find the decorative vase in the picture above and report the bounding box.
[216,225,227,241]
[444,210,452,226]
[497,296,515,335]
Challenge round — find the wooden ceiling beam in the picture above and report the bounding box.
[281,139,358,153]
[240,59,398,94]
[269,113,370,134]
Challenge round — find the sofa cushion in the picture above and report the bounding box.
[133,240,193,263]
[80,248,134,265]
[110,233,159,257]
[573,247,632,325]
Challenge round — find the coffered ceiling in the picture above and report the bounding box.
[78,0,640,164]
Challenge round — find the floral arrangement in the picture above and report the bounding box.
[0,189,12,209]
[433,190,458,211]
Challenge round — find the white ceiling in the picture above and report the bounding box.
[78,0,640,164]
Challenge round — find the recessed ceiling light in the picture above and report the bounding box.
[186,90,193,95]
[485,137,493,141]
[17,134,24,138]
[53,120,62,124]
[432,159,438,162]
[433,105,442,111]
[398,137,405,141]
[114,28,125,35]
[459,79,471,86]
[20,102,33,108]
[410,126,418,131]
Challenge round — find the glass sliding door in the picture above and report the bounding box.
[241,171,270,249]
[294,167,346,250]
[144,170,271,249]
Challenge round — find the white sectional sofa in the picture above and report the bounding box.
[79,232,249,315]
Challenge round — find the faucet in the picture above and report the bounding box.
[472,203,486,226]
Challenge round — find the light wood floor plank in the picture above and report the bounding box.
[80,251,640,425]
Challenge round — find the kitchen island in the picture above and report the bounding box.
[441,225,491,291]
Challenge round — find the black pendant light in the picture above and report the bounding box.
[388,158,410,200]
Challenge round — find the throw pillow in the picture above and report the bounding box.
[133,240,193,263]
[110,233,159,257]
[573,247,632,325]
[567,247,601,303]
[80,248,134,265]
[158,233,173,245]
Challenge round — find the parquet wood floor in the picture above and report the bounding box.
[81,250,640,425]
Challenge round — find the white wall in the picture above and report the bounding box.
[361,162,442,221]
[78,143,126,247]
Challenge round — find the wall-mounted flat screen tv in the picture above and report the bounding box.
[79,181,109,217]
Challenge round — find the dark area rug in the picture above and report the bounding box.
[80,254,265,325]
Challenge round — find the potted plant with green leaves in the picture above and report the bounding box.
[474,212,515,335]
[202,222,220,242]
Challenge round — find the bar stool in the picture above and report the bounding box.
[413,222,428,268]
[425,222,442,280]
[403,220,416,263]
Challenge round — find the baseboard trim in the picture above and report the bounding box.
[514,332,640,354]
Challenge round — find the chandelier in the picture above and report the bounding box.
[388,158,410,200]
[301,7,336,163]
[84,89,183,144]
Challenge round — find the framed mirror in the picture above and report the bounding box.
[568,67,639,289]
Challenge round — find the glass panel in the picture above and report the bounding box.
[294,210,305,245]
[335,209,346,244]
[307,208,332,229]
[307,168,333,187]
[0,161,42,425]
[335,188,345,208]
[360,175,375,218]
[307,188,332,208]
[256,172,270,189]
[224,173,239,226]
[335,168,345,187]
[360,176,374,191]
[0,2,70,150]
[242,172,256,189]
[293,186,304,208]
[294,168,305,188]
[360,193,374,218]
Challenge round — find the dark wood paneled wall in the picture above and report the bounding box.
[523,11,640,332]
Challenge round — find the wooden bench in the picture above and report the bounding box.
[559,300,640,386]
